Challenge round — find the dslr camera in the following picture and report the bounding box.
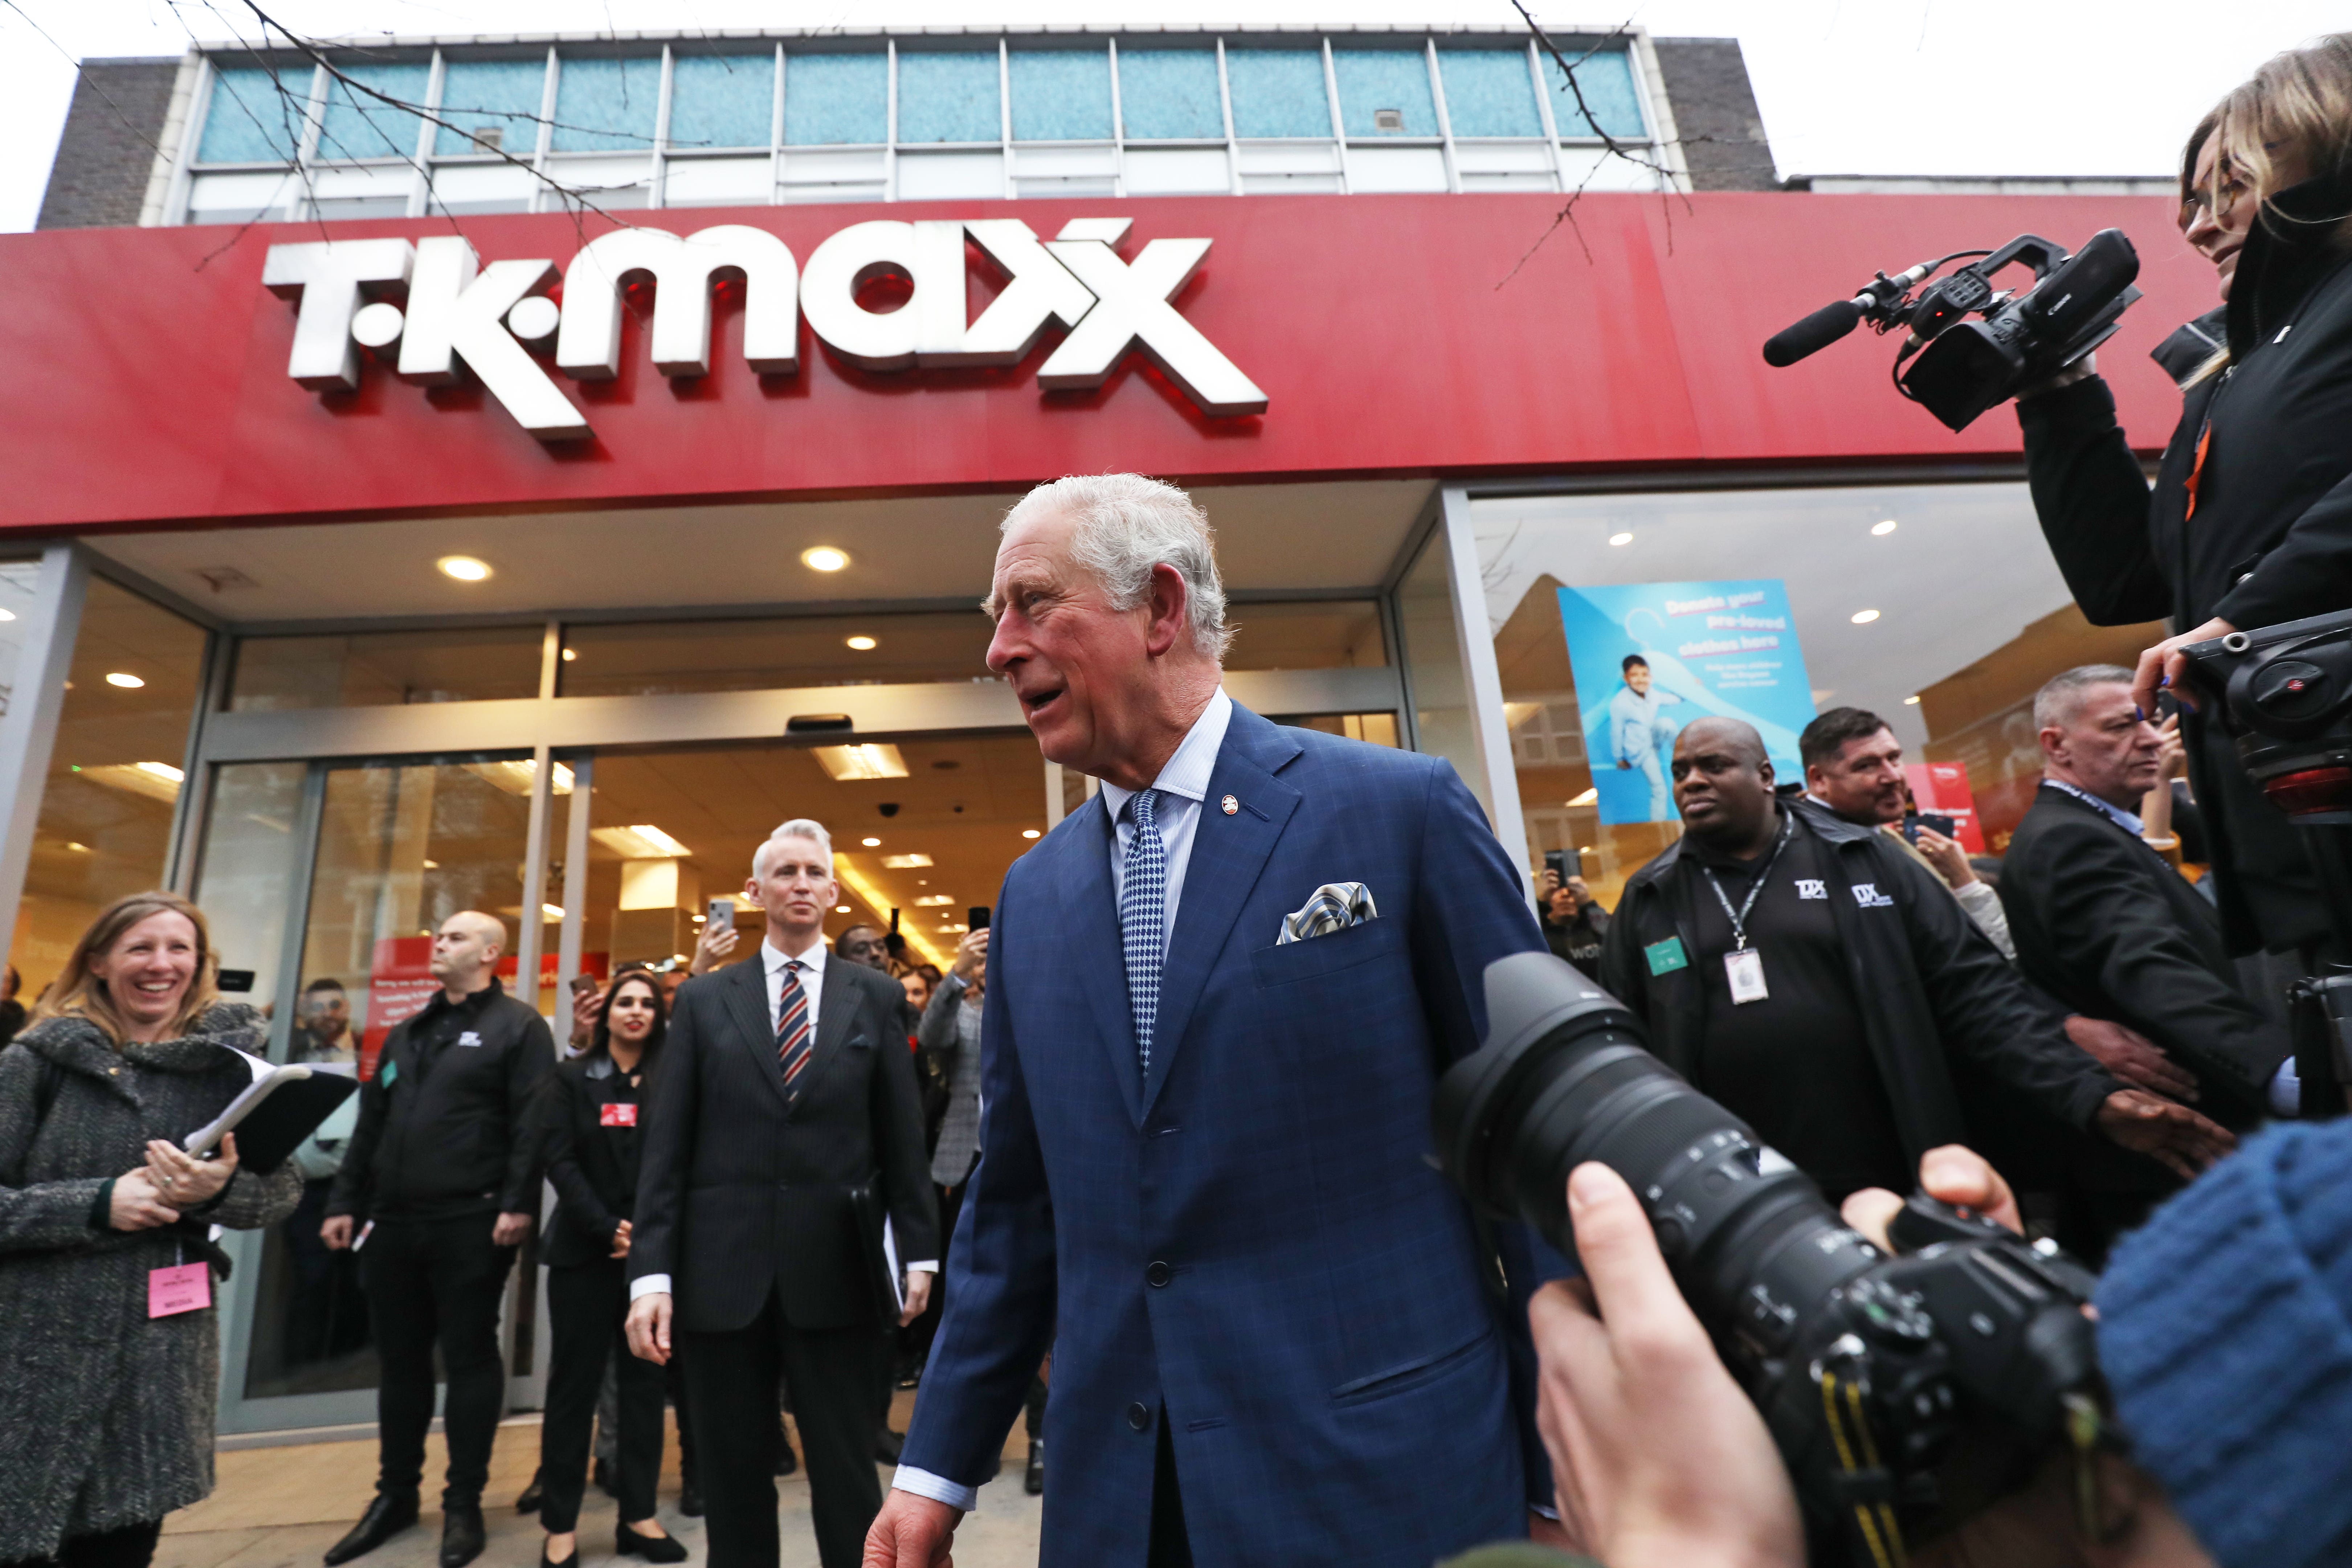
[1761,230,2142,432]
[1434,953,2107,1565]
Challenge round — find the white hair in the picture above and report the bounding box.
[997,473,1233,658]
[2033,665,2135,731]
[754,818,833,879]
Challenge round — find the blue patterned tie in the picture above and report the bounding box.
[776,960,813,1107]
[1120,789,1168,1079]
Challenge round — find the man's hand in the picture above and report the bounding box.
[493,1210,534,1247]
[110,1168,182,1231]
[2065,1016,2199,1101]
[1537,867,1562,901]
[1841,1144,2022,1249]
[610,1219,633,1259]
[2094,1089,2235,1180]
[320,1213,356,1250]
[626,1291,673,1364]
[863,1490,961,1568]
[899,1270,933,1327]
[950,928,989,985]
[2133,615,2233,716]
[1530,1162,1804,1568]
[1910,826,1976,889]
[691,922,740,976]
[2153,712,2188,782]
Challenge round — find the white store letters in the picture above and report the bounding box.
[263,216,1267,443]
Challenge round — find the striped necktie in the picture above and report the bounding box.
[776,959,813,1104]
[1120,788,1168,1080]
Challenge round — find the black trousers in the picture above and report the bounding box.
[5,1520,162,1568]
[540,1258,666,1531]
[679,1289,886,1568]
[1149,1415,1192,1568]
[360,1214,516,1507]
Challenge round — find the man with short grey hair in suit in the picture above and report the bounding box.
[624,822,936,1568]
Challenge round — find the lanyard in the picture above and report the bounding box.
[1697,811,1793,952]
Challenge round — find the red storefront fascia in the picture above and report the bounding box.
[0,190,2213,534]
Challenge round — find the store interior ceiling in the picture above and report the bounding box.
[86,478,1438,625]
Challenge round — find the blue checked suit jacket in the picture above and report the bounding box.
[901,703,1558,1567]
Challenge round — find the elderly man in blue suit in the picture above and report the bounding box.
[866,474,1565,1568]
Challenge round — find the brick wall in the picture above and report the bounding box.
[1653,38,1780,192]
[36,60,180,230]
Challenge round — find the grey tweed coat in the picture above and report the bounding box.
[0,1003,302,1560]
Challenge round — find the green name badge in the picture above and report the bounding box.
[1644,936,1690,976]
[377,1059,397,1087]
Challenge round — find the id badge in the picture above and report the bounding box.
[599,1102,637,1128]
[148,1261,211,1318]
[1724,948,1769,1005]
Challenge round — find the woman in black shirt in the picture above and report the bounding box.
[537,973,686,1567]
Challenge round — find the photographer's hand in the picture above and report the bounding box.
[1530,1163,1803,1568]
[2133,616,2233,718]
[1841,1144,2023,1248]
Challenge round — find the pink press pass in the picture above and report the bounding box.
[148,1261,212,1318]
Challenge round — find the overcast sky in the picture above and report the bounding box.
[3,1,2342,232]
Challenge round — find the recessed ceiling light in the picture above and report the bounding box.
[1872,520,1899,536]
[835,905,852,914]
[1578,845,1594,854]
[541,903,565,921]
[1566,788,1598,807]
[561,648,577,662]
[881,853,933,868]
[422,859,438,869]
[64,841,88,852]
[105,672,144,689]
[1850,609,1881,624]
[801,546,850,573]
[1903,695,1922,705]
[845,636,877,651]
[1608,532,1633,547]
[1022,828,1042,839]
[437,555,492,582]
[913,895,954,907]
[862,836,882,847]
[810,744,909,781]
[590,823,689,858]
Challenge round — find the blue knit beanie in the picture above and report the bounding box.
[2096,1123,2352,1568]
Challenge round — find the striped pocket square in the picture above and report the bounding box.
[1277,882,1379,944]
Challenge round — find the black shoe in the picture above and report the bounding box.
[438,1504,486,1568]
[515,1475,543,1515]
[1024,1437,1044,1497]
[616,1524,689,1564]
[593,1458,617,1498]
[677,1480,703,1518]
[323,1493,418,1565]
[873,1428,904,1465]
[539,1543,575,1568]
[774,1442,797,1478]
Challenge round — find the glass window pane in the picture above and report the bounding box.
[199,65,308,164]
[668,52,775,151]
[1397,534,1493,822]
[192,762,307,1034]
[315,62,429,161]
[1225,47,1331,139]
[1117,48,1224,140]
[21,579,209,999]
[896,50,1001,144]
[783,52,887,146]
[1008,49,1111,142]
[1438,47,1542,137]
[1473,484,2171,908]
[1542,47,1645,139]
[434,58,549,156]
[558,613,994,697]
[1224,601,1388,671]
[229,628,546,711]
[1331,48,1437,137]
[550,55,661,152]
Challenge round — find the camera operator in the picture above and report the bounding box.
[1537,866,1612,982]
[1594,718,2233,1206]
[2016,33,2352,971]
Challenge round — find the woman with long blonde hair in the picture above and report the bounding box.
[0,892,302,1568]
[2018,33,2352,989]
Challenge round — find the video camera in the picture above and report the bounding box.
[2182,608,2352,1114]
[1435,953,2108,1565]
[1761,231,2143,432]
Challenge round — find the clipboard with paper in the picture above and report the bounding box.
[183,1055,359,1175]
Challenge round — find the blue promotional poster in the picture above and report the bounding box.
[1557,580,1820,825]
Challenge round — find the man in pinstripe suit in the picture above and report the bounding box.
[870,474,1564,1568]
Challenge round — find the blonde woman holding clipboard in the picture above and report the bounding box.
[0,892,301,1568]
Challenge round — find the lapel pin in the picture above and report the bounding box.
[1221,794,1239,816]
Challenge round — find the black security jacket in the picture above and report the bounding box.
[1596,800,2123,1167]
[540,1049,652,1270]
[628,952,937,1334]
[327,979,556,1223]
[2017,165,2352,954]
[1999,785,2288,1127]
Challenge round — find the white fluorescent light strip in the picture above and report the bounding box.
[811,744,910,781]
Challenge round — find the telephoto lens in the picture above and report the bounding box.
[1433,952,2107,1566]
